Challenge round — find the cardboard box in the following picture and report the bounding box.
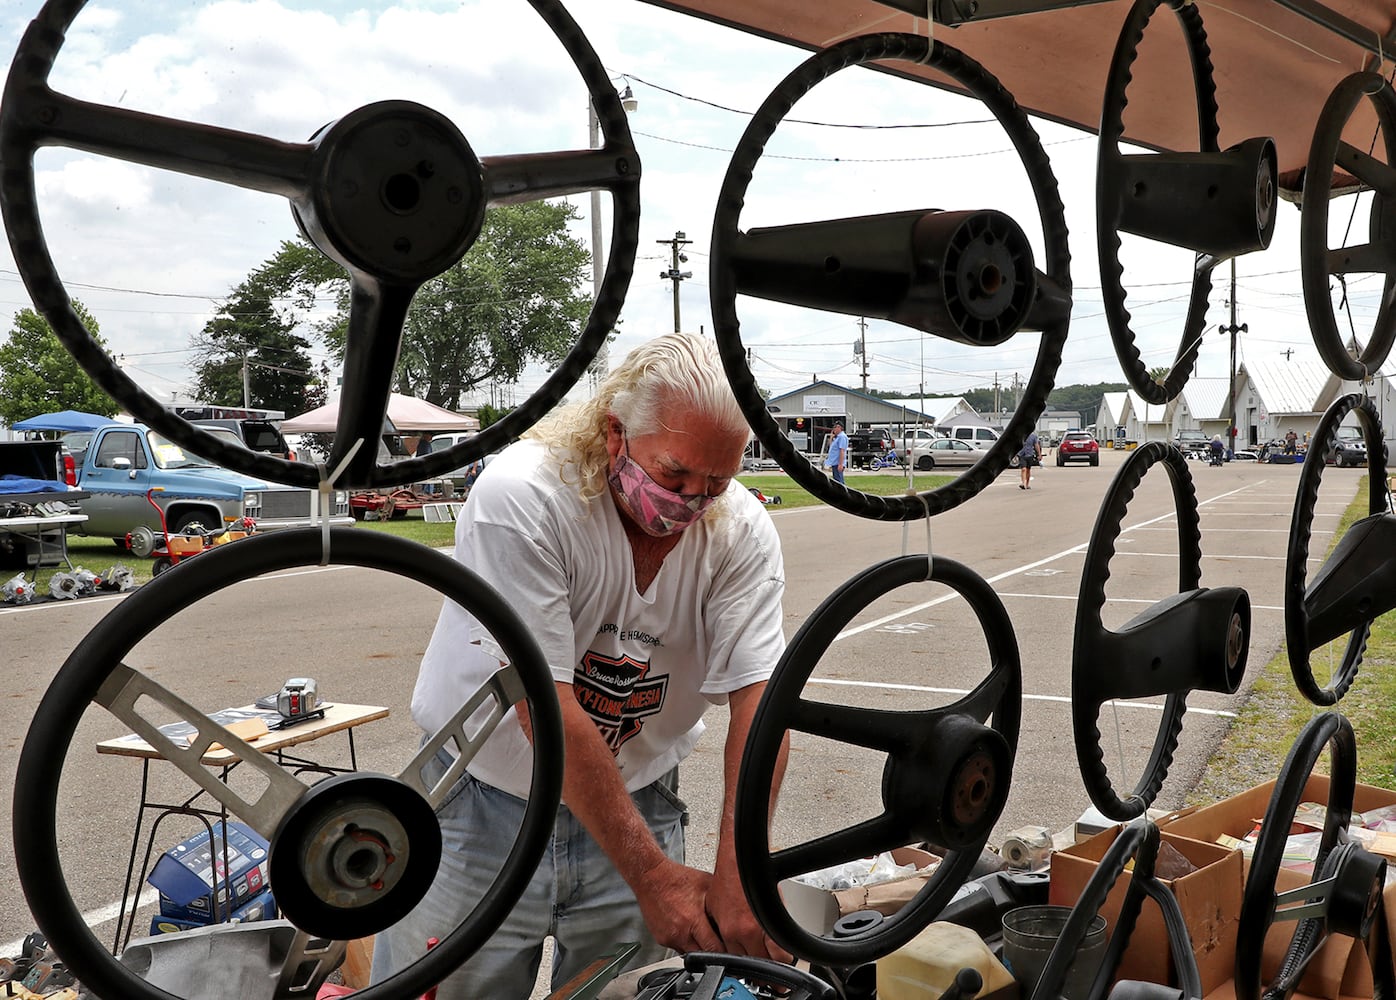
[781,847,941,935]
[1048,825,1243,995]
[1162,775,1396,1000]
[148,889,277,935]
[149,821,271,922]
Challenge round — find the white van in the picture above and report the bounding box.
[948,426,1001,449]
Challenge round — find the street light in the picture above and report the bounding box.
[588,84,637,391]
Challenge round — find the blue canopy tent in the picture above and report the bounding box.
[11,410,117,433]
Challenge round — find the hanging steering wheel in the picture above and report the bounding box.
[1285,394,1392,705]
[1030,819,1204,1000]
[710,33,1072,521]
[11,529,564,1000]
[1235,713,1394,1000]
[735,555,1021,965]
[1301,72,1396,382]
[0,0,638,490]
[1097,0,1277,404]
[1073,442,1249,819]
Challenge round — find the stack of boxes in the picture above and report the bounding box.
[147,821,277,935]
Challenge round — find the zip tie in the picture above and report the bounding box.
[316,439,364,566]
[920,495,934,581]
[919,0,935,63]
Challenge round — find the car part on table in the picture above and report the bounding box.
[11,528,563,1000]
[1235,713,1395,1000]
[710,32,1071,521]
[1030,819,1203,1000]
[1074,442,1249,819]
[735,554,1020,965]
[1285,394,1394,705]
[634,953,836,1000]
[118,921,340,1000]
[1300,72,1396,382]
[1,0,637,490]
[1097,0,1276,405]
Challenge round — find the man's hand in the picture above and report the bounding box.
[705,864,791,961]
[633,856,723,954]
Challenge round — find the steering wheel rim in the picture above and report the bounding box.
[735,555,1021,965]
[11,528,563,1000]
[1030,819,1204,1000]
[1233,713,1390,1000]
[0,0,638,490]
[1300,72,1396,382]
[1073,442,1249,819]
[1285,394,1391,705]
[710,33,1071,521]
[1097,0,1273,405]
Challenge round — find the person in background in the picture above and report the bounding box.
[1284,428,1297,455]
[824,421,848,484]
[371,332,790,999]
[1018,429,1041,490]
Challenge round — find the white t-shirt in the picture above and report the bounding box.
[410,438,787,799]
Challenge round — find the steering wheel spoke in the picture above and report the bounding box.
[94,663,309,837]
[482,148,636,205]
[735,555,1020,965]
[711,33,1070,521]
[273,932,349,998]
[1301,73,1396,380]
[771,816,908,883]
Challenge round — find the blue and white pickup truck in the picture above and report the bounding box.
[74,422,351,539]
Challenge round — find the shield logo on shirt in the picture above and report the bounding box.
[574,651,668,753]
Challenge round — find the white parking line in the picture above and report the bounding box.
[996,592,1284,612]
[806,677,1237,717]
[1117,551,1307,562]
[1131,526,1330,534]
[0,888,159,959]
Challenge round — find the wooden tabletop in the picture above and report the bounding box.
[97,702,389,765]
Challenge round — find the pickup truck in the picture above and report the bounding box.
[74,423,351,539]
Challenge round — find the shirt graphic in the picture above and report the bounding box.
[574,651,668,753]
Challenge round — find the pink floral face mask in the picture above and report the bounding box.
[608,440,718,537]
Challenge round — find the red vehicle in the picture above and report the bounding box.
[1056,430,1100,467]
[127,487,254,576]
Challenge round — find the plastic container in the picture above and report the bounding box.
[1001,904,1107,1000]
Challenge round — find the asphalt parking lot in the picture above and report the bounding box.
[0,444,1363,964]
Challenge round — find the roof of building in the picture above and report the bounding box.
[1099,392,1129,425]
[1179,377,1231,421]
[1126,390,1169,423]
[1242,358,1330,416]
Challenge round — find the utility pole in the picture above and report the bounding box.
[242,350,251,408]
[659,232,693,333]
[856,317,869,391]
[1219,259,1248,458]
[993,372,1000,417]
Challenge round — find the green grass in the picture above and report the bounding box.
[1190,476,1396,801]
[737,471,954,509]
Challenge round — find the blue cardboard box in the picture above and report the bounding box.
[149,889,276,935]
[148,821,271,922]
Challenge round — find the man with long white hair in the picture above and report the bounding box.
[373,332,790,998]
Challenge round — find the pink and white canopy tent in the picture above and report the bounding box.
[281,392,480,434]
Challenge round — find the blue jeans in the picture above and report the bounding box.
[831,466,845,484]
[370,752,687,999]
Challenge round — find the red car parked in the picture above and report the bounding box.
[1056,430,1099,467]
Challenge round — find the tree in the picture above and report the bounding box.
[192,270,319,415]
[0,302,118,425]
[253,201,592,410]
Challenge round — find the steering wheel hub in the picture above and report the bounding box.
[296,101,486,285]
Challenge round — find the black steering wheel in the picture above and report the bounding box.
[1,0,638,490]
[1097,0,1276,405]
[1235,713,1394,1000]
[1300,72,1396,382]
[735,555,1021,965]
[1073,442,1249,819]
[1030,819,1204,1000]
[710,33,1072,521]
[1285,394,1393,705]
[11,529,564,1000]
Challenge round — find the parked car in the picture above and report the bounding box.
[1174,433,1210,458]
[1057,430,1100,466]
[1327,436,1368,467]
[914,437,980,470]
[948,425,1001,449]
[191,418,295,460]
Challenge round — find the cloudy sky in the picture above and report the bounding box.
[0,0,1384,413]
